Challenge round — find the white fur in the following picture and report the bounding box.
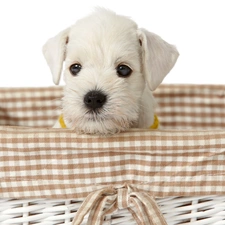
[43,9,179,135]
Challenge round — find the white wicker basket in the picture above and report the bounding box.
[1,196,225,224]
[0,84,225,225]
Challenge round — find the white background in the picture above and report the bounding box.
[0,0,224,87]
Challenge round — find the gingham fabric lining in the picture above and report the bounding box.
[1,126,225,199]
[154,84,225,129]
[1,85,225,224]
[1,85,225,129]
[0,86,62,127]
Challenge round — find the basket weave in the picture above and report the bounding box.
[0,84,225,225]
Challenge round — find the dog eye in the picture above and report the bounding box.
[116,65,132,77]
[70,64,82,76]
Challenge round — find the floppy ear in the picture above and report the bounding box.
[42,28,70,85]
[138,29,179,91]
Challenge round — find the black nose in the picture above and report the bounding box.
[84,90,107,110]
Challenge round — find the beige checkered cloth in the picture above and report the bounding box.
[0,85,225,225]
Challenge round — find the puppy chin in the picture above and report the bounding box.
[64,115,137,135]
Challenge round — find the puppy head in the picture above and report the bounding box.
[43,9,179,134]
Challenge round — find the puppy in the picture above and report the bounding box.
[43,8,179,135]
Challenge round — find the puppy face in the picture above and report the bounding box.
[43,9,179,135]
[63,18,145,134]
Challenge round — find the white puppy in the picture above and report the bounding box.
[43,8,179,135]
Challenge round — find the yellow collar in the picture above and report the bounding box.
[59,114,159,130]
[59,114,67,128]
[149,114,159,129]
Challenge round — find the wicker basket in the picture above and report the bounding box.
[0,84,225,225]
